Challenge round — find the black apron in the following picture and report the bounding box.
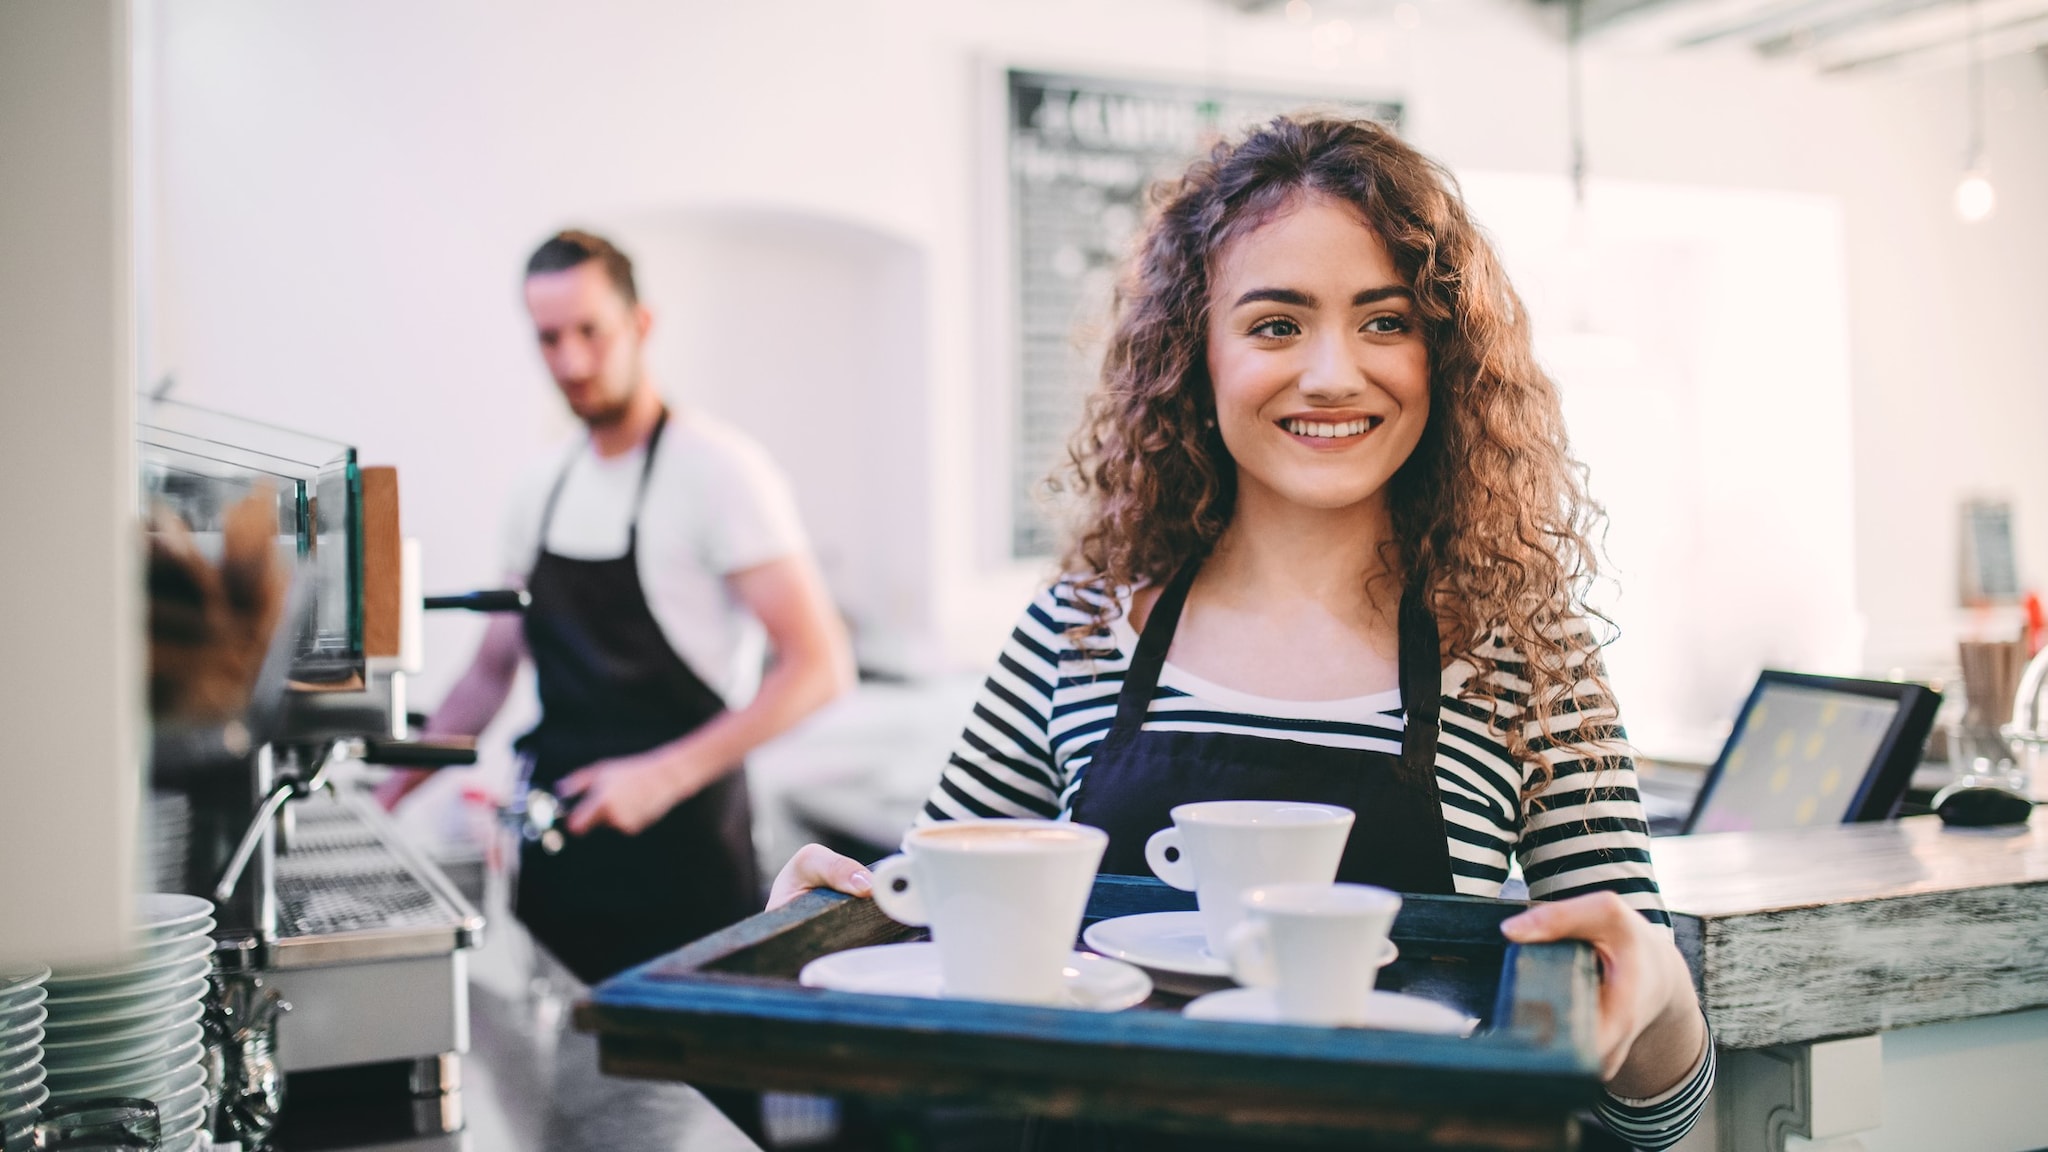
[1068,554,1457,896]
[513,410,760,985]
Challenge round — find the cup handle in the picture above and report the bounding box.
[866,854,927,926]
[1144,827,1197,890]
[1225,918,1276,988]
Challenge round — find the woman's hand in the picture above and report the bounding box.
[1501,892,1707,1098]
[767,844,873,909]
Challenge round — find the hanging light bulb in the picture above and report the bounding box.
[1956,169,1997,221]
[1956,0,1996,222]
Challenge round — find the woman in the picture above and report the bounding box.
[777,116,1711,1150]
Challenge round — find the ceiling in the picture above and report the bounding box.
[1222,0,2048,76]
[1547,0,2048,76]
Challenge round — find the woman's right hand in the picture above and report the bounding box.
[767,843,873,909]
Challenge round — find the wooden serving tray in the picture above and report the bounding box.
[578,877,1602,1150]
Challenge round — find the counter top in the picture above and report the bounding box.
[1651,815,2048,1050]
[1654,813,2048,916]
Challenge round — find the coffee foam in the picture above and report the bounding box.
[911,822,1101,851]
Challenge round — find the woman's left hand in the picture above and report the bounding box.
[1500,892,1706,1097]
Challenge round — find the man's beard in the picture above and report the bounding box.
[578,392,634,429]
[573,369,640,429]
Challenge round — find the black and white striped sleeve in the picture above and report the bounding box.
[1475,629,1669,929]
[1478,626,1713,1149]
[919,585,1079,822]
[1594,1037,1716,1151]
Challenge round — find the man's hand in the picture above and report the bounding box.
[556,746,717,836]
[1501,891,1707,1096]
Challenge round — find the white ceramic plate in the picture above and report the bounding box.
[1182,986,1479,1035]
[800,943,1153,1012]
[46,1033,202,1098]
[0,1084,47,1129]
[131,895,214,940]
[0,989,46,1037]
[153,1075,207,1120]
[0,1059,43,1100]
[0,1006,44,1051]
[0,970,48,1004]
[46,1057,205,1111]
[155,1086,209,1136]
[0,1032,39,1070]
[44,963,210,1016]
[1082,911,1399,978]
[42,1016,202,1073]
[48,935,214,990]
[43,1000,203,1052]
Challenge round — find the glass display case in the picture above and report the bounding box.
[139,400,363,685]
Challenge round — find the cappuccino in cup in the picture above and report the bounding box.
[869,819,1108,1005]
[1144,800,1354,957]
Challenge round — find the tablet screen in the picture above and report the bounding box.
[1691,682,1902,834]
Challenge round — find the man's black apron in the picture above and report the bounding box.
[513,410,760,986]
[1068,554,1458,895]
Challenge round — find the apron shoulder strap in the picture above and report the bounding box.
[535,407,673,548]
[1103,555,1204,752]
[1396,576,1444,784]
[625,407,671,543]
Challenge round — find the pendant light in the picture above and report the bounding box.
[1564,0,1596,333]
[1954,0,1996,222]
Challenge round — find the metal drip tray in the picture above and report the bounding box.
[272,789,483,968]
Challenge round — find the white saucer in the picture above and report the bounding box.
[799,943,1152,1012]
[1183,986,1479,1035]
[1082,911,1398,977]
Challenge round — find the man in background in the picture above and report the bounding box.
[383,229,853,1142]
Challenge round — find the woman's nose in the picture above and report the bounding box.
[1296,331,1363,402]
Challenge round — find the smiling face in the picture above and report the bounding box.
[1204,193,1430,519]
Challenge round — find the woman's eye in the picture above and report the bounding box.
[1363,314,1410,335]
[1249,317,1301,339]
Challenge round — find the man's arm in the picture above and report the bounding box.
[374,611,527,810]
[558,552,854,835]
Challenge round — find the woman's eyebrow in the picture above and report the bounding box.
[1229,285,1414,309]
[1353,286,1413,305]
[1232,287,1315,308]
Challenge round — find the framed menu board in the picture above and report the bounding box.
[1000,70,1402,558]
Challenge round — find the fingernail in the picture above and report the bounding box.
[849,870,872,896]
[1499,912,1534,940]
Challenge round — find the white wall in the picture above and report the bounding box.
[1,0,138,965]
[144,0,2048,749]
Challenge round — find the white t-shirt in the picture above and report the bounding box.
[500,407,808,706]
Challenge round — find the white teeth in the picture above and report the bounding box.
[1283,418,1372,438]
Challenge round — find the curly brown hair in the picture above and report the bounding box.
[1055,115,1614,793]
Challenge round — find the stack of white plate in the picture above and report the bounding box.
[42,895,215,1152]
[0,968,49,1152]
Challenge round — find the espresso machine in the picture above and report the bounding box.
[142,401,485,1149]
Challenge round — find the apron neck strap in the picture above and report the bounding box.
[1103,554,1204,753]
[536,405,672,544]
[1102,551,1445,785]
[1396,573,1443,783]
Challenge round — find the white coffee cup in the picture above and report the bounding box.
[1226,882,1402,1025]
[869,819,1108,1005]
[1144,800,1355,957]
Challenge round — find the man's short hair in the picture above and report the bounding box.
[525,229,638,306]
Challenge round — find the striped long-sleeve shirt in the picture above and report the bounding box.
[919,580,1713,1150]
